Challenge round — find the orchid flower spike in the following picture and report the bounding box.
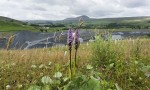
[75,29,80,50]
[67,28,73,50]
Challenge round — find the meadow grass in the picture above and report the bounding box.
[0,38,150,90]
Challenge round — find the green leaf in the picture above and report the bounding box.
[86,64,93,70]
[53,72,62,78]
[43,85,51,90]
[109,63,114,68]
[28,85,41,90]
[115,83,122,90]
[80,76,100,90]
[41,76,53,85]
[141,66,150,72]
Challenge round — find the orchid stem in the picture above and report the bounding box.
[75,49,78,67]
[69,49,72,79]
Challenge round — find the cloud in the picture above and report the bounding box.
[0,0,150,20]
[119,0,150,8]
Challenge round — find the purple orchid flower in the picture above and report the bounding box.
[67,28,73,50]
[75,29,80,50]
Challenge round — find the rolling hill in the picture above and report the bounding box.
[1,15,150,32]
[0,16,35,32]
[59,15,150,29]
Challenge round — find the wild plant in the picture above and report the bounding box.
[67,19,82,79]
[74,29,80,67]
[67,28,73,79]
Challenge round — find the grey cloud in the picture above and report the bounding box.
[0,0,150,20]
[23,5,47,11]
[120,0,150,8]
[31,0,73,6]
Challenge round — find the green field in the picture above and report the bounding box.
[0,16,35,32]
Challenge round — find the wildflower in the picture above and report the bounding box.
[87,42,89,46]
[67,28,73,50]
[64,51,67,56]
[48,62,52,66]
[67,28,73,79]
[39,64,44,69]
[115,39,117,45]
[31,65,37,68]
[74,29,80,67]
[11,63,16,66]
[74,29,80,50]
[17,84,23,88]
[6,85,11,90]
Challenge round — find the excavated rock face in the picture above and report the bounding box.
[0,38,7,49]
[10,30,95,49]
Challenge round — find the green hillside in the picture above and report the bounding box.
[1,15,150,32]
[0,16,35,32]
[59,16,150,29]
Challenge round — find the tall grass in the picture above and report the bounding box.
[91,38,150,90]
[0,38,149,90]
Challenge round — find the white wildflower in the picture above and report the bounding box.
[64,51,67,56]
[6,85,11,90]
[17,84,23,88]
[31,65,37,68]
[48,62,52,66]
[39,64,44,69]
[86,42,89,46]
[11,63,16,66]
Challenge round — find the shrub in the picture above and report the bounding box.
[91,36,118,68]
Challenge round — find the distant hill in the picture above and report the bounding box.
[2,15,148,32]
[0,16,35,32]
[60,15,150,29]
[62,15,150,23]
[65,15,90,21]
[22,15,150,30]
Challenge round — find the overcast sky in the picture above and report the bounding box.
[0,0,150,20]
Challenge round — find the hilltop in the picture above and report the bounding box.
[64,15,90,20]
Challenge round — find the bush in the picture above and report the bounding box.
[91,36,118,68]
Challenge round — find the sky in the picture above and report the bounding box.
[0,0,150,20]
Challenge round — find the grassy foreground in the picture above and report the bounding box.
[0,38,150,90]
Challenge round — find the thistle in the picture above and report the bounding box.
[74,29,80,67]
[67,28,73,79]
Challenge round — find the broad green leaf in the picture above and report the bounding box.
[41,76,53,85]
[53,72,62,78]
[28,85,41,90]
[115,83,122,90]
[86,64,93,70]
